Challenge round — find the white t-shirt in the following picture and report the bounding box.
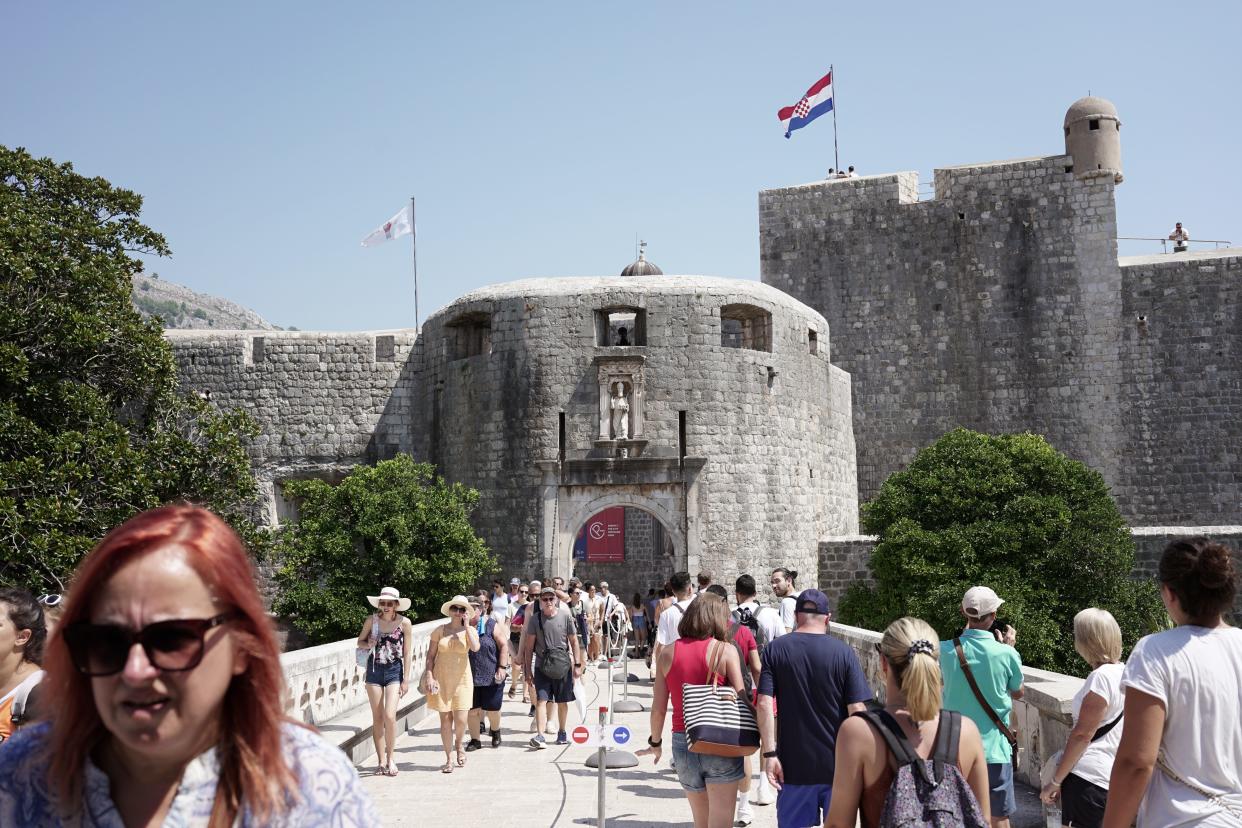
[1067,662,1124,789]
[735,600,785,645]
[1122,625,1242,826]
[779,596,797,631]
[655,598,693,646]
[490,592,510,623]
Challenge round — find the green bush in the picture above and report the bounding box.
[271,456,495,645]
[0,146,265,592]
[838,429,1166,675]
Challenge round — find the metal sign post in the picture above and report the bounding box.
[613,636,644,713]
[596,706,607,828]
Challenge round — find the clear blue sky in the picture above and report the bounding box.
[6,1,1238,331]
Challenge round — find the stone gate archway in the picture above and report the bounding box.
[535,457,705,584]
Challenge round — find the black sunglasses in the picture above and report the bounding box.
[63,612,240,677]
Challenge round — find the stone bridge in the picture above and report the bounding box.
[279,622,1054,826]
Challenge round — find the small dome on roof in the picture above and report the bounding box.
[620,242,663,277]
[1064,96,1120,128]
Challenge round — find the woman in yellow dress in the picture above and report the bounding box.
[423,595,480,772]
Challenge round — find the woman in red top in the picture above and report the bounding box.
[639,592,747,828]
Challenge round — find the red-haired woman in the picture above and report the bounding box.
[0,505,376,826]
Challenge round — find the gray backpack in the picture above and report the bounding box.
[858,709,987,828]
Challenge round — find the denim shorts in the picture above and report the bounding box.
[365,658,403,687]
[986,762,1017,817]
[670,731,744,792]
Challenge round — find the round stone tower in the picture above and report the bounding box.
[1064,95,1122,183]
[418,275,858,597]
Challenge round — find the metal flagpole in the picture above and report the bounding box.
[411,196,420,331]
[831,64,840,175]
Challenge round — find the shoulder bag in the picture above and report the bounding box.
[356,616,380,670]
[682,639,760,757]
[953,637,1019,772]
[1156,752,1242,820]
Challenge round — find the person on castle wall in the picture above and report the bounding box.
[610,381,631,440]
[616,326,631,346]
[1168,222,1190,253]
[422,595,480,773]
[358,585,415,777]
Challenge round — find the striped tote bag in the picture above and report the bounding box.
[682,639,760,757]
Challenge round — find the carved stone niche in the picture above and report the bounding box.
[595,354,645,444]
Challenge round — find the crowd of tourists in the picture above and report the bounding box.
[0,504,1238,827]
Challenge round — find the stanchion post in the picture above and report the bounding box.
[596,705,608,828]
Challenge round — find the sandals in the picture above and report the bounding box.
[386,762,399,777]
[440,761,453,774]
[456,749,466,767]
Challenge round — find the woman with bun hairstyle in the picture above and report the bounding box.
[1104,537,1242,827]
[827,617,989,827]
[0,505,375,826]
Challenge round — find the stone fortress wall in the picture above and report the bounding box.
[169,277,858,600]
[166,330,425,525]
[169,95,1239,609]
[759,106,1241,529]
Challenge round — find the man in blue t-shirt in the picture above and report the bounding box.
[757,589,872,828]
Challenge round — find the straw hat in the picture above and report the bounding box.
[367,586,411,612]
[440,595,472,617]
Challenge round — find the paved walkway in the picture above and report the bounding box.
[360,657,775,828]
[358,657,1042,827]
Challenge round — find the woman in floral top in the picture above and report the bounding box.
[0,505,376,826]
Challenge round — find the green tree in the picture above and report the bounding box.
[0,146,264,592]
[271,456,494,644]
[838,429,1165,674]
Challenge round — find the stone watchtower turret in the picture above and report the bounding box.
[1064,95,1123,183]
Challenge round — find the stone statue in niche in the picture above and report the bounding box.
[609,381,630,440]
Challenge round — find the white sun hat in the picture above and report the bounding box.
[367,586,411,612]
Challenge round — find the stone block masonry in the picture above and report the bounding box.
[761,159,1241,528]
[166,330,425,525]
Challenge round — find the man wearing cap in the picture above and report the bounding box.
[518,585,584,748]
[940,586,1024,828]
[757,589,871,828]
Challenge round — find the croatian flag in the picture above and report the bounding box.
[778,71,833,139]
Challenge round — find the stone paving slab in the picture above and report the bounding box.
[357,658,1042,827]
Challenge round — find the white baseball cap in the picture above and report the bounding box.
[961,586,1004,618]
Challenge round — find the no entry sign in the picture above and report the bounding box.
[572,726,592,745]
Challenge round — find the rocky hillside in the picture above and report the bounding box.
[131,274,282,330]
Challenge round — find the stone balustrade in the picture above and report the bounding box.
[280,620,440,728]
[830,621,1083,790]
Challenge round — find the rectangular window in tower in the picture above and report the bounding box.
[1089,119,1100,131]
[595,308,646,346]
[808,329,819,355]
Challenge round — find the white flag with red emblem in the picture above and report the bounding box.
[361,206,413,247]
